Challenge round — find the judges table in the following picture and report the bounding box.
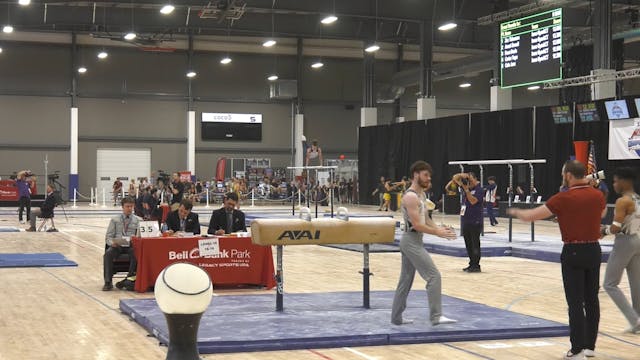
[132,236,276,293]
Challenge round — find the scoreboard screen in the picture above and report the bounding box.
[500,8,563,88]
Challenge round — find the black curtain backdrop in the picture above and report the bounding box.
[387,121,429,181]
[534,106,574,199]
[358,124,391,205]
[469,108,534,198]
[424,114,471,200]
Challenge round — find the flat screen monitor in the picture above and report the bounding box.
[500,8,563,88]
[201,113,262,141]
[576,102,600,122]
[634,98,640,115]
[605,100,630,120]
[550,105,572,124]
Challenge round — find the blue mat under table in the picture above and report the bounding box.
[320,243,400,253]
[0,253,78,267]
[120,291,568,354]
[0,226,21,232]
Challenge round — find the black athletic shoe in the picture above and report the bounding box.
[462,266,471,272]
[102,283,113,291]
[466,267,481,273]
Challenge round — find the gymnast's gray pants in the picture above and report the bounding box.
[603,233,640,327]
[391,232,442,324]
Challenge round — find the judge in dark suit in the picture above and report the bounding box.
[165,199,201,235]
[208,192,246,235]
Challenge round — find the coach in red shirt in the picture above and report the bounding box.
[508,160,606,359]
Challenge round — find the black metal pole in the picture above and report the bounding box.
[508,164,513,243]
[276,245,283,311]
[315,169,319,219]
[330,169,334,218]
[362,244,371,308]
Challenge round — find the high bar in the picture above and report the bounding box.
[286,166,339,169]
[448,159,547,165]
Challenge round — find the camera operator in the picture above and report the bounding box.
[452,172,484,272]
[169,173,184,210]
[16,170,32,224]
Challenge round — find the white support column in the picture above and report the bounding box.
[294,114,304,176]
[360,107,378,127]
[590,69,616,100]
[490,86,512,111]
[417,97,437,120]
[187,110,196,177]
[69,107,79,201]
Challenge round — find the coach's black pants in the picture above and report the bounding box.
[561,242,601,354]
[18,196,30,221]
[462,223,482,268]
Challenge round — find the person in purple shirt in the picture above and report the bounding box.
[16,170,32,224]
[452,172,484,273]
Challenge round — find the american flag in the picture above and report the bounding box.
[587,141,597,175]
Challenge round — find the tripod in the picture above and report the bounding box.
[48,177,68,222]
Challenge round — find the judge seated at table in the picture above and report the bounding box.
[208,192,246,236]
[165,199,201,235]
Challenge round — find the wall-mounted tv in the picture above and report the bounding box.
[576,102,600,122]
[201,113,262,141]
[604,100,630,120]
[550,105,573,124]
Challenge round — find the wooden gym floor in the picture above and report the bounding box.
[0,204,638,360]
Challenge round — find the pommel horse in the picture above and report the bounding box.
[251,207,396,311]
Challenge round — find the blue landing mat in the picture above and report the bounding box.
[0,226,20,232]
[412,233,612,263]
[0,253,78,267]
[119,291,568,354]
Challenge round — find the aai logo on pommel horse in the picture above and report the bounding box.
[277,230,321,241]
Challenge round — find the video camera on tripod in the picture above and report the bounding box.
[47,171,66,206]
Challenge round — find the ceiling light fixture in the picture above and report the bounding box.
[321,15,338,24]
[459,82,471,88]
[97,51,108,59]
[160,4,175,14]
[124,32,136,40]
[527,85,541,90]
[438,22,458,31]
[18,0,31,6]
[220,56,232,65]
[311,61,324,69]
[267,74,279,81]
[186,70,197,78]
[365,44,380,53]
[77,66,87,74]
[262,39,276,47]
[3,25,13,33]
[0,47,3,54]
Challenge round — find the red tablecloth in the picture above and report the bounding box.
[132,236,275,293]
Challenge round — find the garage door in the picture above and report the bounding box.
[96,148,151,198]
